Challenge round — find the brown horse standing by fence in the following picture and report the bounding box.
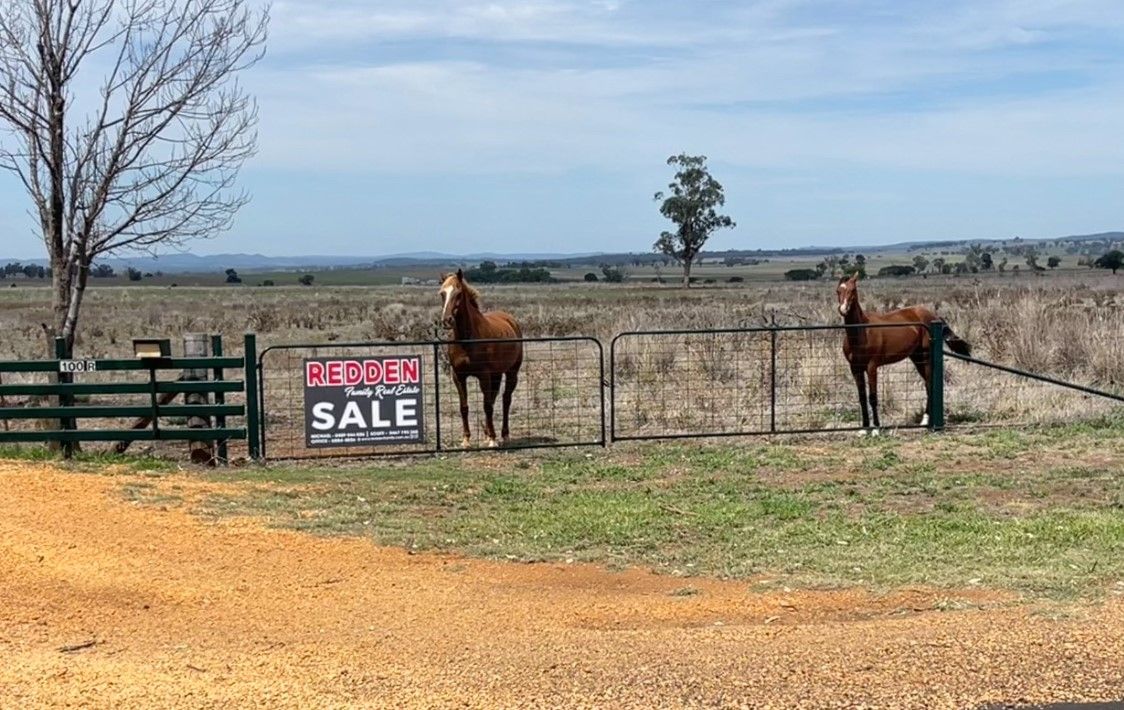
[836,274,971,434]
[440,270,523,448]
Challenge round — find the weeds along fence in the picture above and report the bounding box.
[258,337,605,460]
[0,335,259,461]
[943,351,1124,427]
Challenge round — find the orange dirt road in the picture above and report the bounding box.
[1,461,1122,709]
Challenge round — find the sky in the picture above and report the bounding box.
[3,0,1124,258]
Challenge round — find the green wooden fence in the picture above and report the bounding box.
[0,333,260,460]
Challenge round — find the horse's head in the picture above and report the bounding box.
[836,273,859,317]
[438,269,478,328]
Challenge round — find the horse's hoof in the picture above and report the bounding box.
[486,438,499,449]
[870,428,881,437]
[856,430,868,438]
[460,437,471,449]
[920,414,930,427]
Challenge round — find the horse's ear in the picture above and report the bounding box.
[456,268,464,281]
[848,272,860,283]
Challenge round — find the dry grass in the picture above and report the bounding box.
[0,273,1122,455]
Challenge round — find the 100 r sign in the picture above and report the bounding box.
[303,356,425,448]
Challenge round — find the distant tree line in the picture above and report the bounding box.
[0,262,48,279]
[785,243,1104,282]
[466,261,554,284]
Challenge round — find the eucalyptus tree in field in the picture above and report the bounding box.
[0,0,267,348]
[653,154,735,288]
[1095,250,1124,275]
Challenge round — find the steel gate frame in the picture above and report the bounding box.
[257,336,606,461]
[608,322,945,442]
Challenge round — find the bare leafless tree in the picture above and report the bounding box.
[0,0,268,348]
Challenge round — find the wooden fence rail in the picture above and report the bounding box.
[0,333,260,463]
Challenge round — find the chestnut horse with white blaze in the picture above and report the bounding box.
[439,270,523,448]
[835,274,971,435]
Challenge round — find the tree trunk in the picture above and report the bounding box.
[183,333,215,466]
[61,257,90,350]
[48,256,90,458]
[682,260,692,288]
[50,253,70,338]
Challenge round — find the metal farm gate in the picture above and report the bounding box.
[609,323,941,441]
[258,336,605,460]
[610,322,1124,441]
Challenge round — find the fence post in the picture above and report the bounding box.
[243,333,261,460]
[211,335,228,465]
[184,333,214,465]
[54,336,74,459]
[608,335,617,443]
[432,342,442,452]
[769,325,778,433]
[597,339,607,447]
[928,321,945,431]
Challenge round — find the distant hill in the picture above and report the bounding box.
[1,232,1119,274]
[0,251,605,274]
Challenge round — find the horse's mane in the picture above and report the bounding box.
[461,281,481,308]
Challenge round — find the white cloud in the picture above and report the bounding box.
[243,0,1124,177]
[268,0,644,48]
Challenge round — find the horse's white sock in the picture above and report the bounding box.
[920,413,930,427]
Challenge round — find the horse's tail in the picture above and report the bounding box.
[943,323,972,357]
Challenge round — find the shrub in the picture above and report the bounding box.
[600,266,625,283]
[1094,250,1123,274]
[583,272,598,282]
[784,268,820,281]
[877,265,916,277]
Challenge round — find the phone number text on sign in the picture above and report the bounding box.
[302,356,425,448]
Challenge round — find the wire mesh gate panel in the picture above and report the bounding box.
[436,337,605,452]
[259,337,604,460]
[610,325,931,441]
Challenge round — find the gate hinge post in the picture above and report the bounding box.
[928,321,945,431]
